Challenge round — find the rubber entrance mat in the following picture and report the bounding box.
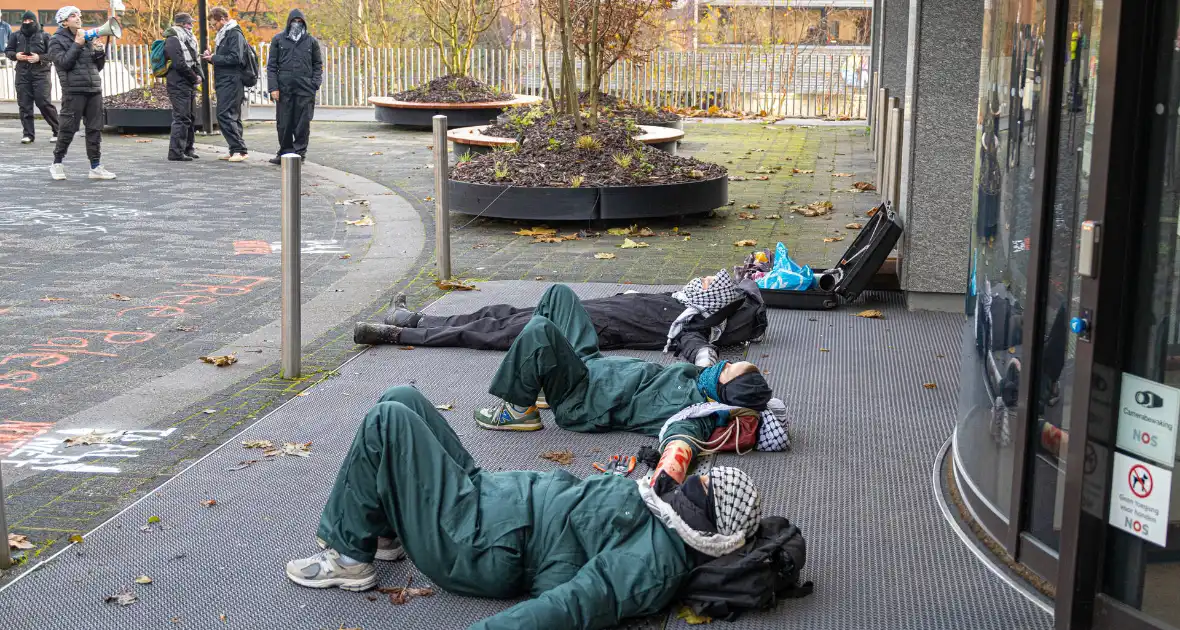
[0,283,1052,630]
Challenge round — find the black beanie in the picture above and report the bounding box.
[22,10,36,21]
[718,371,772,411]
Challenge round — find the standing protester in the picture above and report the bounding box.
[202,7,248,162]
[265,9,322,165]
[163,13,201,161]
[5,11,60,144]
[0,18,11,62]
[47,6,115,181]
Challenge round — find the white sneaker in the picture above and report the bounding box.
[20,136,32,144]
[227,153,248,162]
[89,165,116,180]
[49,163,66,180]
[218,153,232,160]
[50,135,58,142]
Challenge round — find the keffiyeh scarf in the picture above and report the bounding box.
[657,398,792,453]
[165,26,198,68]
[710,466,762,539]
[664,269,742,353]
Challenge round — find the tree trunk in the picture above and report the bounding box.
[558,0,581,130]
[537,3,558,111]
[588,0,600,129]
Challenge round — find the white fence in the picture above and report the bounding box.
[0,44,870,119]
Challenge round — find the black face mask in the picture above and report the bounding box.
[20,21,36,36]
[654,472,717,534]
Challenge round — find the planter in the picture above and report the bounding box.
[447,174,727,221]
[103,103,245,132]
[448,124,685,159]
[369,94,542,129]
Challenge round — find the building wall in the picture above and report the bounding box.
[1,1,109,34]
[879,0,909,101]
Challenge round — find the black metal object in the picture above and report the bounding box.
[447,175,727,221]
[197,0,211,135]
[374,105,501,129]
[103,106,218,132]
[761,204,903,310]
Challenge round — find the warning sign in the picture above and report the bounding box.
[1116,373,1179,467]
[1109,452,1172,547]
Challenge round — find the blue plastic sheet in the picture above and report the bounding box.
[756,242,814,291]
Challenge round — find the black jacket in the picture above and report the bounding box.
[163,29,200,86]
[47,27,105,94]
[265,9,322,96]
[675,279,768,361]
[210,23,246,75]
[4,24,52,81]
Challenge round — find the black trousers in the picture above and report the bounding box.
[276,92,314,157]
[214,73,246,154]
[16,75,58,140]
[54,92,101,164]
[166,80,195,159]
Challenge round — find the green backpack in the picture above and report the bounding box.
[149,38,170,77]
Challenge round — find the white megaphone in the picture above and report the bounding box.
[83,17,122,42]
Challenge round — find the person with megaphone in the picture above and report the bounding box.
[46,6,116,180]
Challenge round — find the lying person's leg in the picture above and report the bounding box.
[531,284,601,360]
[394,310,534,350]
[290,386,524,597]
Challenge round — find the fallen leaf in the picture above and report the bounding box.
[755,175,770,181]
[866,206,881,217]
[434,402,455,411]
[514,227,557,237]
[338,198,371,206]
[737,212,757,220]
[743,203,760,209]
[135,575,153,584]
[219,613,227,623]
[279,441,312,457]
[64,430,122,447]
[683,236,691,241]
[819,348,830,352]
[135,138,153,143]
[199,354,237,367]
[148,516,161,524]
[170,617,181,624]
[242,440,274,449]
[833,172,853,177]
[104,589,138,606]
[853,181,877,192]
[339,254,352,259]
[727,175,748,182]
[228,459,260,471]
[846,222,863,229]
[678,605,713,625]
[793,200,834,217]
[345,216,376,227]
[108,293,132,301]
[369,151,384,155]
[201,499,217,508]
[8,534,34,550]
[855,309,884,319]
[734,240,757,247]
[175,325,197,332]
[923,382,937,389]
[532,233,580,243]
[40,296,67,302]
[540,450,575,465]
[792,168,815,174]
[594,253,616,259]
[69,534,84,544]
[378,574,435,605]
[436,279,478,291]
[766,214,782,219]
[363,135,376,139]
[823,236,845,243]
[619,238,649,249]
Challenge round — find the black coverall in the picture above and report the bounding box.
[47,28,104,165]
[164,32,201,159]
[5,23,58,141]
[266,10,323,158]
[398,281,768,363]
[210,25,248,155]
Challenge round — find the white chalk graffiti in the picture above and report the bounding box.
[2,428,176,474]
[0,204,146,235]
[269,240,348,255]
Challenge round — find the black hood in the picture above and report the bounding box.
[20,11,38,34]
[285,9,306,33]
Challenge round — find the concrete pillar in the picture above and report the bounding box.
[895,0,984,312]
[878,0,910,105]
[870,0,884,114]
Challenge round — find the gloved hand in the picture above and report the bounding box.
[694,346,718,367]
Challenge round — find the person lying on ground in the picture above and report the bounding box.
[473,284,788,484]
[353,270,767,367]
[285,383,763,630]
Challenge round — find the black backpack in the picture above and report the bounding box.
[679,516,814,621]
[236,29,259,87]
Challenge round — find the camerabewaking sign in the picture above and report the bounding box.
[1116,373,1179,467]
[1108,452,1172,547]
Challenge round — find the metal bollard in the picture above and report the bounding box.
[0,463,10,569]
[280,153,302,379]
[887,104,903,208]
[875,87,889,185]
[432,115,452,281]
[869,71,879,147]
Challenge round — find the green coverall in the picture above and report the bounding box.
[316,385,695,630]
[488,284,714,448]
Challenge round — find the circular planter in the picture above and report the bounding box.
[369,94,542,129]
[103,103,242,133]
[447,124,685,159]
[447,174,727,221]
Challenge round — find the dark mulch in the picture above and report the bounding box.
[103,82,209,109]
[451,114,724,188]
[576,92,682,124]
[391,74,506,104]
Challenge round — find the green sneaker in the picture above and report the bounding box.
[285,549,377,591]
[475,401,543,431]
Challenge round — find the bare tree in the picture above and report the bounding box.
[412,0,505,75]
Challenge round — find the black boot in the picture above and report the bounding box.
[353,322,403,345]
[383,308,421,327]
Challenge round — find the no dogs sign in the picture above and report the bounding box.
[1108,452,1172,546]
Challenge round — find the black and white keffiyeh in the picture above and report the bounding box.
[710,466,761,539]
[664,270,743,353]
[657,398,791,453]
